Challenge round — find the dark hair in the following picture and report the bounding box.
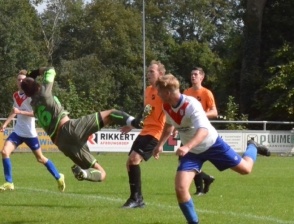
[191,67,205,76]
[21,77,40,97]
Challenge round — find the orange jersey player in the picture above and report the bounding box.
[183,67,217,196]
[183,87,216,114]
[120,60,167,208]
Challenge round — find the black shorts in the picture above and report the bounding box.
[129,135,158,161]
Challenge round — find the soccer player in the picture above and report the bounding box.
[0,70,65,192]
[153,74,270,224]
[183,67,217,195]
[20,67,136,183]
[119,60,166,208]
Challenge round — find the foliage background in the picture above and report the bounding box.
[0,0,293,126]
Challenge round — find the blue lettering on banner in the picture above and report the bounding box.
[39,138,54,145]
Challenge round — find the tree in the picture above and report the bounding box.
[257,44,294,121]
[56,55,119,116]
[239,0,267,118]
[0,0,46,117]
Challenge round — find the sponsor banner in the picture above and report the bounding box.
[0,128,293,153]
[0,128,58,152]
[87,129,178,152]
[87,130,140,152]
[219,130,294,153]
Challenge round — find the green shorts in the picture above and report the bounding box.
[55,112,103,169]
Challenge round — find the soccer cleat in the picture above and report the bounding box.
[71,165,84,181]
[247,140,271,157]
[203,176,215,194]
[194,191,205,196]
[131,104,153,128]
[122,198,145,208]
[140,104,153,127]
[0,182,14,191]
[57,173,66,192]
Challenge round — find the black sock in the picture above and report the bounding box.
[128,165,142,200]
[201,171,211,181]
[194,173,203,192]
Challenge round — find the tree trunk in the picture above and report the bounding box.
[240,0,267,117]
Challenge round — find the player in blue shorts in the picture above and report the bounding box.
[153,74,270,224]
[0,70,65,192]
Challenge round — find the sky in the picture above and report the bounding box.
[35,0,92,13]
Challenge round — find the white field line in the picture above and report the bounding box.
[18,187,294,224]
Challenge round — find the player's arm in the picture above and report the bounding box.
[158,123,174,145]
[206,106,218,119]
[153,123,174,159]
[13,107,34,117]
[177,127,208,156]
[206,91,218,119]
[0,109,17,131]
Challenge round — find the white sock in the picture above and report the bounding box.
[126,116,135,126]
[81,169,87,178]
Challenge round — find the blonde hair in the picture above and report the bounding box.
[149,60,166,75]
[156,73,179,92]
[18,69,28,76]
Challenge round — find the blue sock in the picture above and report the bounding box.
[3,158,13,183]
[243,144,257,162]
[45,160,60,180]
[179,198,198,224]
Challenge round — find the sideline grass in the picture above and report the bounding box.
[0,152,294,224]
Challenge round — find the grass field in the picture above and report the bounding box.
[0,152,294,224]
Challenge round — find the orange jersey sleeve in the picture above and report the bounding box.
[183,87,216,112]
[140,86,166,140]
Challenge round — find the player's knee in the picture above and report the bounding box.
[128,151,142,165]
[175,184,186,194]
[1,149,10,157]
[1,145,14,157]
[100,171,106,181]
[239,167,252,175]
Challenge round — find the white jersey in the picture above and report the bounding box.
[163,94,218,154]
[12,91,37,138]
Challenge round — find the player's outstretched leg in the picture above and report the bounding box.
[109,107,152,129]
[109,110,134,126]
[247,140,271,156]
